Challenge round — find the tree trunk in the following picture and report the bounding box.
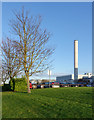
[27,75,31,93]
[10,77,15,92]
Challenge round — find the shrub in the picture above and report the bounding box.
[2,77,27,92]
[2,84,12,91]
[14,77,27,92]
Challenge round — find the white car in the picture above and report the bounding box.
[52,85,60,88]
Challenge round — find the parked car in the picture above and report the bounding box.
[29,81,32,89]
[32,84,37,89]
[50,82,60,88]
[52,85,60,88]
[37,84,41,88]
[60,83,64,87]
[86,84,91,87]
[50,82,59,85]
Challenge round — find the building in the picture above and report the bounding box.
[74,40,78,80]
[30,79,56,84]
[56,73,92,83]
[56,74,73,83]
[56,40,92,84]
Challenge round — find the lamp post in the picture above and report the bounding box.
[48,70,51,88]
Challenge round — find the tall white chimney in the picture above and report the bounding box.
[74,40,78,80]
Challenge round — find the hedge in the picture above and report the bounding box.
[9,77,27,92]
[15,77,27,92]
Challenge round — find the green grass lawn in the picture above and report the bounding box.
[2,87,93,118]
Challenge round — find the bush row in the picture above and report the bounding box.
[2,77,27,92]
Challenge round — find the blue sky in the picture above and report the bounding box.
[2,2,92,79]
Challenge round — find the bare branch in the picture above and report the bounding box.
[8,7,54,93]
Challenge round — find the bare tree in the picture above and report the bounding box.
[10,7,54,93]
[2,37,21,86]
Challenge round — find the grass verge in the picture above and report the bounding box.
[2,87,93,118]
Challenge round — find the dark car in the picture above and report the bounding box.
[44,82,49,88]
[37,84,41,88]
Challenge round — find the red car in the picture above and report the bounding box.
[29,81,32,89]
[51,82,59,85]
